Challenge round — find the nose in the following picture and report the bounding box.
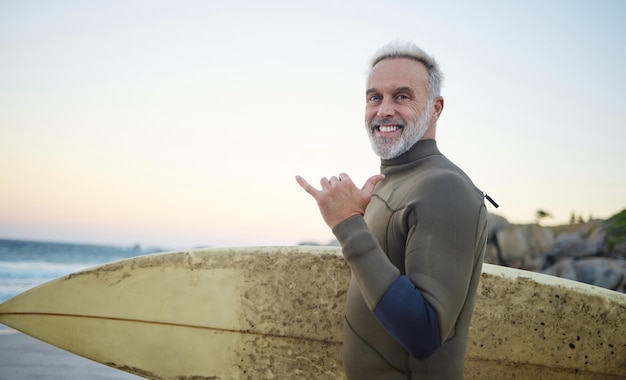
[376,97,396,118]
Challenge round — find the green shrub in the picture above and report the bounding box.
[605,209,626,251]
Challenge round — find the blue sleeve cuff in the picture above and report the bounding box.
[373,276,441,359]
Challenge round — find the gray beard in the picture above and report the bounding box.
[367,105,432,160]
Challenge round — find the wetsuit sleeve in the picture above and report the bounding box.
[332,215,442,359]
[332,215,399,310]
[373,276,441,359]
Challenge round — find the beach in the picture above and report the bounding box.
[0,329,143,380]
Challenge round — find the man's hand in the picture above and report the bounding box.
[295,173,385,229]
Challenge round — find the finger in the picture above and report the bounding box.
[361,174,385,194]
[338,173,353,184]
[320,177,330,188]
[295,175,319,196]
[329,176,339,183]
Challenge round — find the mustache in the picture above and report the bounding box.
[369,118,406,130]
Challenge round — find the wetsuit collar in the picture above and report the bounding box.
[380,139,441,167]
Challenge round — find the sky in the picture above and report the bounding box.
[1,0,625,249]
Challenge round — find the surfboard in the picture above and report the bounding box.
[466,263,626,379]
[0,246,624,379]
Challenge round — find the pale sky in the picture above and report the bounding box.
[1,0,624,248]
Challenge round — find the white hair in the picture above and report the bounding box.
[369,40,444,101]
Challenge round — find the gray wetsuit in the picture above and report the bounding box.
[332,139,488,379]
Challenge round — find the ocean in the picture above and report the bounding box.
[0,239,165,330]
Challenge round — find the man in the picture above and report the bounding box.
[296,41,488,379]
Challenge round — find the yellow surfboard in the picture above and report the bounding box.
[0,246,624,379]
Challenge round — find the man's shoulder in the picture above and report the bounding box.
[417,156,473,187]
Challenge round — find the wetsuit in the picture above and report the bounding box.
[332,139,488,379]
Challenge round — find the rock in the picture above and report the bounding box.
[541,258,577,281]
[485,211,626,293]
[574,258,625,290]
[542,257,626,293]
[520,224,555,270]
[491,223,554,270]
[545,231,602,265]
[485,213,511,265]
[524,224,555,256]
[487,213,510,234]
[495,226,528,267]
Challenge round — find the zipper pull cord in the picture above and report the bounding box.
[483,192,499,208]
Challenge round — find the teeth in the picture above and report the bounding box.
[379,125,400,133]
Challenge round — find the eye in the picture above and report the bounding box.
[367,94,381,102]
[396,94,410,100]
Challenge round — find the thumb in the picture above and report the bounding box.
[361,174,385,194]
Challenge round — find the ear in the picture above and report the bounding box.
[431,96,444,121]
[423,96,444,140]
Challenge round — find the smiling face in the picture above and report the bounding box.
[365,57,443,159]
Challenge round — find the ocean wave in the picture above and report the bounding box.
[0,261,95,303]
[0,283,40,304]
[0,283,33,293]
[0,261,93,276]
[0,240,147,305]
